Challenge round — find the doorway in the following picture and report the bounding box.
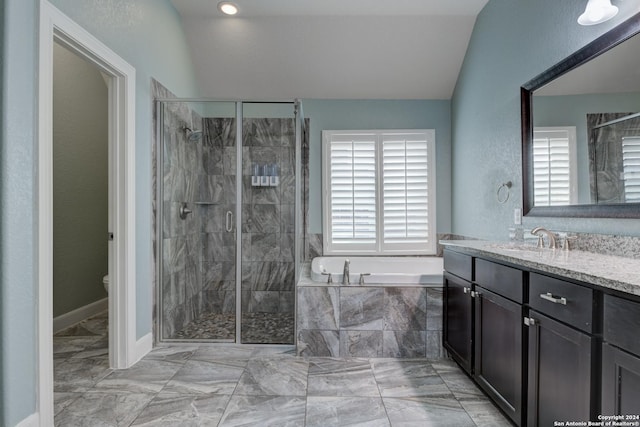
[51,40,109,338]
[51,38,111,395]
[38,2,138,422]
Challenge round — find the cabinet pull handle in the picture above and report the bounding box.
[471,291,481,298]
[540,292,567,305]
[225,211,233,232]
[463,287,470,294]
[524,317,537,326]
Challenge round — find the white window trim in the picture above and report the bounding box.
[322,129,437,256]
[532,126,578,206]
[622,136,640,202]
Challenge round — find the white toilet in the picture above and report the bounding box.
[102,275,109,293]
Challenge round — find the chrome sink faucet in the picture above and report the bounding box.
[342,258,350,285]
[531,227,558,249]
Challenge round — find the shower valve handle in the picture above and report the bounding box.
[179,203,192,220]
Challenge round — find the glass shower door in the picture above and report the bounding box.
[157,99,303,345]
[240,103,297,344]
[158,100,238,342]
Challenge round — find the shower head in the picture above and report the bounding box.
[183,127,202,142]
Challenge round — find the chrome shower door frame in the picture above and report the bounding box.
[155,99,304,346]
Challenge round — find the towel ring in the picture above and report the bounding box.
[497,181,512,204]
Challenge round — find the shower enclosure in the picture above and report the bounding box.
[155,99,305,344]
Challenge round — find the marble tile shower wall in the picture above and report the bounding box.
[161,101,209,338]
[238,118,297,318]
[199,118,238,318]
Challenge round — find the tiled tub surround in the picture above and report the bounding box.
[297,264,445,358]
[440,239,640,296]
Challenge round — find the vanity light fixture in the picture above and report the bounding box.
[578,0,618,26]
[218,1,238,16]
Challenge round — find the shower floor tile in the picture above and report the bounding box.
[54,313,511,426]
[170,311,294,344]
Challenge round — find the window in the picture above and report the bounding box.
[622,136,640,202]
[322,129,436,255]
[532,127,577,206]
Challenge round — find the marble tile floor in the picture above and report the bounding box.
[54,313,511,426]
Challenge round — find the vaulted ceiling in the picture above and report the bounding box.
[171,0,489,99]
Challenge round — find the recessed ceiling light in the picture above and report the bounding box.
[218,1,238,16]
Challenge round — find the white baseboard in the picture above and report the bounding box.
[134,333,153,363]
[16,412,39,427]
[53,298,108,334]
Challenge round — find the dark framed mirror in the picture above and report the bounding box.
[521,11,640,218]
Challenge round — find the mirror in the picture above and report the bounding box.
[521,12,640,218]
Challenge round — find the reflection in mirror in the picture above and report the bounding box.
[587,112,640,203]
[522,11,640,217]
[532,126,577,206]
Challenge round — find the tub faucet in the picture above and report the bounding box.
[531,227,558,249]
[342,258,350,285]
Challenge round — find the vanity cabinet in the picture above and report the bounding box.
[473,259,524,426]
[602,294,640,415]
[442,248,618,427]
[525,273,597,426]
[443,252,474,374]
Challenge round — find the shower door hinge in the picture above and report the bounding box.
[108,232,114,241]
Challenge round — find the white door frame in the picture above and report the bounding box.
[37,1,137,423]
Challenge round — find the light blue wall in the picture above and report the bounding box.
[451,0,640,239]
[0,1,38,425]
[49,0,199,338]
[534,92,640,204]
[302,99,452,235]
[1,1,197,423]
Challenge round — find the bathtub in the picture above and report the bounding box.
[310,256,443,286]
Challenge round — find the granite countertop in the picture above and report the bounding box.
[441,240,640,297]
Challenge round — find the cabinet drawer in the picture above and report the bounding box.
[444,250,472,282]
[604,294,640,356]
[475,259,524,303]
[529,273,593,333]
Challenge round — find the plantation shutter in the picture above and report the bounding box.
[382,133,430,249]
[533,128,576,206]
[322,129,436,255]
[328,134,377,246]
[622,136,640,202]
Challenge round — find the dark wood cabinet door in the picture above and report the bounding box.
[527,311,595,427]
[443,272,473,374]
[474,287,523,426]
[602,343,640,415]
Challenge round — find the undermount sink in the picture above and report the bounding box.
[486,243,542,253]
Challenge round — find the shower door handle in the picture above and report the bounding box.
[225,211,233,232]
